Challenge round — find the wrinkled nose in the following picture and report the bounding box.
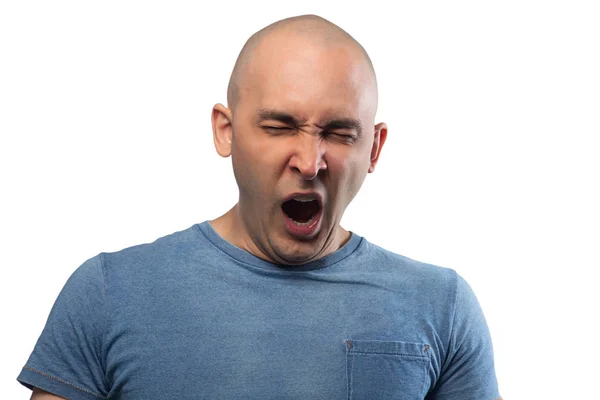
[288,135,327,180]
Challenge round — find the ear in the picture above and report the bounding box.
[212,103,234,157]
[368,122,388,173]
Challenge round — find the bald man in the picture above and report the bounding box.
[18,15,501,400]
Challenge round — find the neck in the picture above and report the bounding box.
[209,203,351,264]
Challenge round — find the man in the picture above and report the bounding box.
[18,15,501,399]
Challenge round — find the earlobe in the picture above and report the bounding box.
[368,122,388,173]
[212,103,233,157]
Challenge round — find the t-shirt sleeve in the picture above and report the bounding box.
[427,273,501,400]
[17,254,108,400]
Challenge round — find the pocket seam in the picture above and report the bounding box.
[350,351,429,358]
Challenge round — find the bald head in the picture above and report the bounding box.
[226,15,377,113]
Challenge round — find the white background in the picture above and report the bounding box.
[1,1,598,399]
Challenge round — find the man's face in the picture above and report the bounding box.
[225,34,385,264]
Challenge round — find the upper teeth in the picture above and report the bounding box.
[293,195,316,202]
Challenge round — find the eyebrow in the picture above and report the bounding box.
[256,108,363,137]
[256,109,308,128]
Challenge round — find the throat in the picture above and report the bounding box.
[282,199,320,222]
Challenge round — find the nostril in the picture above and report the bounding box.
[290,158,327,180]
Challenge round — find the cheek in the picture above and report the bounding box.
[231,135,281,198]
[326,150,370,203]
[231,139,260,194]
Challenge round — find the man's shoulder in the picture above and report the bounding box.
[357,238,459,289]
[99,223,205,268]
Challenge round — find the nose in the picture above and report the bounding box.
[288,134,327,180]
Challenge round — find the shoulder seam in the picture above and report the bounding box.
[443,270,460,369]
[98,253,109,391]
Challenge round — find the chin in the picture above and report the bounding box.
[272,236,324,265]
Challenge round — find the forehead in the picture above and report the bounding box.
[239,35,377,120]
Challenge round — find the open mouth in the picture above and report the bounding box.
[281,197,321,223]
[281,193,323,236]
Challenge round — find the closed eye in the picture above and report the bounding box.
[260,125,292,132]
[325,131,357,143]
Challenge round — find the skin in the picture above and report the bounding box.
[211,15,388,265]
[30,388,65,399]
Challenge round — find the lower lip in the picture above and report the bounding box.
[282,206,323,238]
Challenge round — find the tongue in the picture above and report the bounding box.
[282,199,319,223]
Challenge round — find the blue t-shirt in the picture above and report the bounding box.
[18,222,500,399]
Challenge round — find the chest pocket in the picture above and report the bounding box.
[346,339,431,400]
